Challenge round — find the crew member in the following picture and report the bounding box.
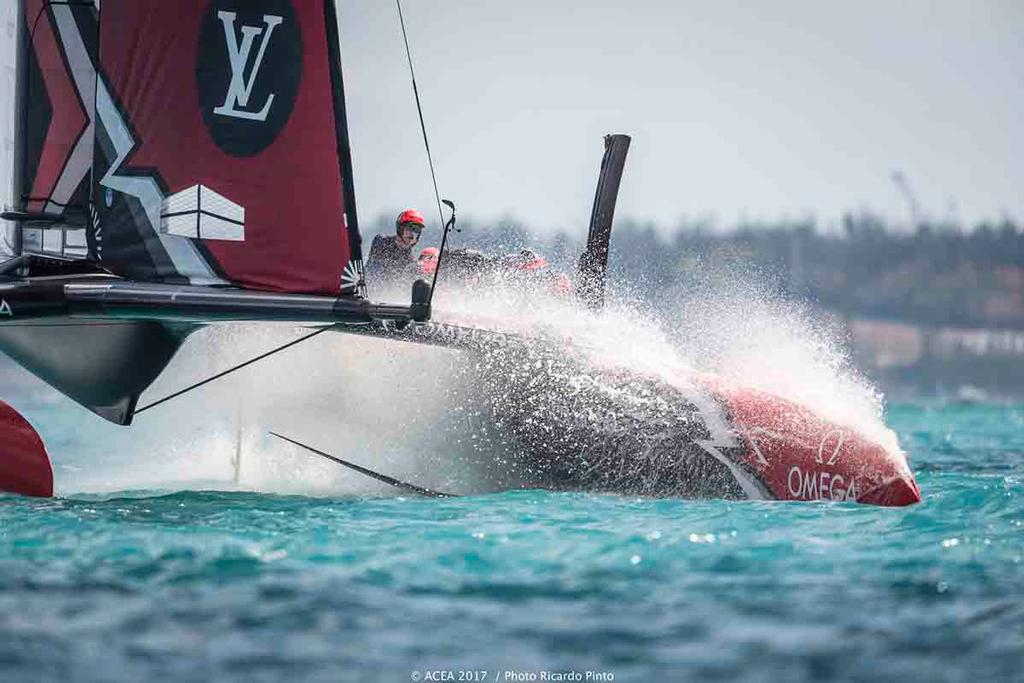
[366,209,425,284]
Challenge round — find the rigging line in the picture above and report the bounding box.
[132,324,337,417]
[427,200,455,307]
[269,432,455,498]
[395,0,445,232]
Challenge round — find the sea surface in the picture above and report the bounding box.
[1,402,1022,682]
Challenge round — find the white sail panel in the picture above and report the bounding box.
[160,184,245,242]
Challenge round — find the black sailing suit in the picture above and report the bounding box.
[365,234,417,286]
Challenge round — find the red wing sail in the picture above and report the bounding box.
[9,0,97,260]
[16,1,96,220]
[91,0,363,295]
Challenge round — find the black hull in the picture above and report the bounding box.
[0,271,428,424]
[0,274,423,325]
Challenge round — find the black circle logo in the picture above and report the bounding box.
[197,0,302,157]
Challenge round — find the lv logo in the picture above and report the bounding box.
[213,11,283,122]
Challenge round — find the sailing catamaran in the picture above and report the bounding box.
[0,0,920,506]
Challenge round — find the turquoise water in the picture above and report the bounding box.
[1,403,1022,682]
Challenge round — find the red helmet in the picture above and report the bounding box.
[396,209,426,233]
[418,247,440,275]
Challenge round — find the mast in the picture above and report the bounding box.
[891,170,923,231]
[324,0,364,295]
[9,0,27,258]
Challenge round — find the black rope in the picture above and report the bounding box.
[132,325,338,417]
[395,0,445,234]
[428,201,456,307]
[269,431,455,498]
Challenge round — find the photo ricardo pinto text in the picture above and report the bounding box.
[413,671,614,682]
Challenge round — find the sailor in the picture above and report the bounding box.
[366,209,425,284]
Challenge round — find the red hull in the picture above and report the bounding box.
[0,401,54,498]
[718,385,920,506]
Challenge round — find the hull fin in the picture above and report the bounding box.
[0,319,194,425]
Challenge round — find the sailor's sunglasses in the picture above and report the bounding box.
[399,223,423,235]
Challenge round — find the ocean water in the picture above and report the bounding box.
[0,401,1021,682]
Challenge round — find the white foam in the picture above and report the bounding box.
[31,258,900,495]
[427,264,899,454]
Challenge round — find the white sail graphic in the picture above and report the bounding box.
[161,185,245,242]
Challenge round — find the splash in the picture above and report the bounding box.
[660,257,898,452]
[210,252,903,497]
[194,322,525,496]
[31,254,900,496]
[430,260,893,446]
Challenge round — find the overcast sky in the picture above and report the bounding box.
[3,1,1022,238]
[339,0,1023,234]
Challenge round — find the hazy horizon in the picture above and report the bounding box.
[341,1,1023,236]
[3,1,1022,238]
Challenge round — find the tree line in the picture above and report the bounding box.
[368,212,1024,330]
